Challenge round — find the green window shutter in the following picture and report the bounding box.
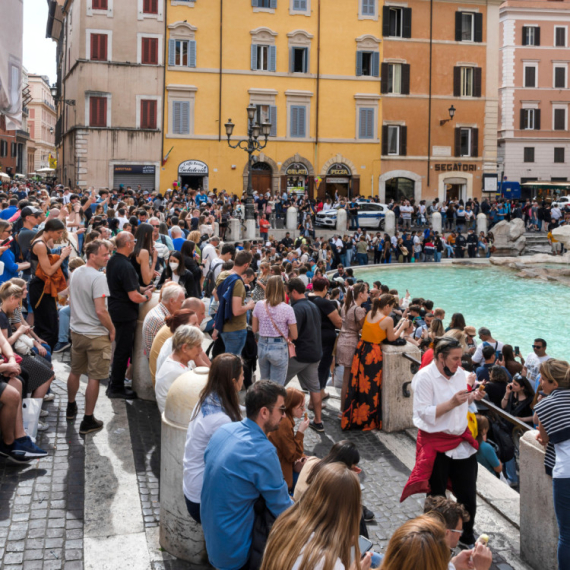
[372,52,380,77]
[168,39,176,66]
[270,0,277,8]
[269,46,277,72]
[251,44,258,70]
[356,51,363,76]
[359,108,374,139]
[270,106,277,137]
[252,0,259,6]
[189,40,196,68]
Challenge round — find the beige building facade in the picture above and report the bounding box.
[48,0,164,190]
[499,0,570,191]
[27,74,57,171]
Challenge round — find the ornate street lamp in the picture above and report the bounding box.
[225,105,272,231]
[440,105,456,126]
[50,85,75,106]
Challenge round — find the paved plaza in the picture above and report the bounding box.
[0,351,532,570]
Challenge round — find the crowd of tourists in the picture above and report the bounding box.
[0,178,569,570]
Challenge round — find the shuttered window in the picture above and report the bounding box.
[522,26,540,46]
[142,38,159,65]
[141,100,157,129]
[252,45,276,72]
[292,0,307,10]
[455,12,483,42]
[93,0,108,9]
[381,63,410,94]
[554,66,566,89]
[90,33,108,61]
[361,0,376,16]
[554,148,565,163]
[455,127,478,157]
[520,108,540,130]
[356,52,379,77]
[524,65,537,88]
[453,66,481,97]
[291,47,309,73]
[252,0,277,7]
[89,96,107,127]
[290,105,307,138]
[255,104,278,137]
[382,7,412,38]
[172,101,190,135]
[555,27,566,47]
[358,108,375,139]
[382,125,407,156]
[523,147,535,163]
[168,39,196,68]
[143,0,158,14]
[554,108,566,130]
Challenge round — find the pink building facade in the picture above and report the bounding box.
[499,0,570,189]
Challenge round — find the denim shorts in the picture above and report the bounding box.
[258,337,289,386]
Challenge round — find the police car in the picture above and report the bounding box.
[315,201,388,230]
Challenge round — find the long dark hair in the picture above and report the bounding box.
[132,222,154,258]
[167,250,185,277]
[448,313,466,331]
[192,354,242,423]
[180,240,196,264]
[34,218,65,242]
[306,440,360,485]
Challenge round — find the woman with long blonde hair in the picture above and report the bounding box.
[260,462,371,570]
[252,275,298,386]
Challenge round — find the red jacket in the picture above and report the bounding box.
[400,428,478,502]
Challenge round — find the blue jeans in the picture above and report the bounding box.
[32,343,52,364]
[554,477,570,570]
[58,305,70,344]
[504,457,518,485]
[434,251,442,262]
[345,249,353,267]
[258,337,289,385]
[357,253,368,265]
[221,329,248,356]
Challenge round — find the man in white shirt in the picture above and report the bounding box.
[470,327,504,365]
[201,236,220,275]
[411,337,484,547]
[400,200,414,229]
[523,338,551,389]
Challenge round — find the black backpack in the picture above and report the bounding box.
[488,419,515,463]
[203,259,223,298]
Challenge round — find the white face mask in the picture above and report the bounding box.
[169,262,179,271]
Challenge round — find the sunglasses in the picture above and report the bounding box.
[271,405,287,415]
[532,345,543,349]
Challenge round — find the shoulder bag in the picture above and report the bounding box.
[264,302,296,358]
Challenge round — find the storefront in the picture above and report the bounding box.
[285,163,309,196]
[178,160,209,191]
[324,163,358,199]
[113,164,157,191]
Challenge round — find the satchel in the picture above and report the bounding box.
[264,302,296,358]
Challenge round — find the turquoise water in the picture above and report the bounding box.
[354,265,569,360]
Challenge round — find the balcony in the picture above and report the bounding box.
[15,130,30,140]
[43,100,56,112]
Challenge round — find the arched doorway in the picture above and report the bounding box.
[385,177,415,203]
[251,162,272,195]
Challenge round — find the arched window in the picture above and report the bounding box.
[385,177,414,203]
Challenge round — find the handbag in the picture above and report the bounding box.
[15,332,35,355]
[264,302,296,358]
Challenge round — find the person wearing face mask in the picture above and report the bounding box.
[157,251,195,298]
[401,336,486,549]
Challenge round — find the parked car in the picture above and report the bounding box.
[315,201,388,229]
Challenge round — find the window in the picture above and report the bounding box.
[11,142,17,157]
[522,26,540,46]
[90,33,108,61]
[143,0,158,14]
[554,108,567,130]
[524,64,537,87]
[358,108,375,139]
[142,37,159,65]
[252,0,277,7]
[93,0,108,9]
[291,0,308,11]
[0,140,7,157]
[455,12,483,42]
[291,47,308,73]
[356,51,379,77]
[141,99,157,129]
[251,45,277,72]
[554,66,567,89]
[382,125,407,155]
[255,104,277,136]
[290,105,307,138]
[455,127,478,157]
[361,0,376,16]
[555,27,566,47]
[388,8,402,37]
[453,66,481,97]
[89,96,107,127]
[520,108,540,130]
[168,39,196,68]
[381,63,410,94]
[523,147,535,163]
[554,147,565,163]
[172,101,190,135]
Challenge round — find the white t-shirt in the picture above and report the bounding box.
[155,356,189,414]
[400,205,414,220]
[471,340,504,365]
[524,353,551,384]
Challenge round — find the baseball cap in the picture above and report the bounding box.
[21,206,42,218]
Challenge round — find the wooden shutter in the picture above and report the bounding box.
[382,6,391,36]
[455,12,462,41]
[303,47,309,73]
[270,0,277,8]
[453,67,461,97]
[143,0,158,14]
[474,67,482,97]
[535,27,541,46]
[401,64,410,94]
[251,44,258,70]
[173,101,190,135]
[269,106,277,137]
[356,51,363,76]
[252,0,259,6]
[93,0,108,9]
[168,39,176,66]
[189,40,197,68]
[520,108,526,129]
[141,100,157,129]
[474,13,483,42]
[359,108,374,139]
[471,128,478,157]
[91,34,107,61]
[399,126,407,156]
[522,26,528,46]
[291,106,306,137]
[381,125,388,155]
[372,52,380,77]
[142,38,158,65]
[380,62,388,93]
[454,128,461,157]
[403,8,412,38]
[90,97,107,127]
[535,109,541,130]
[269,46,277,72]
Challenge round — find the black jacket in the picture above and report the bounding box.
[157,267,196,298]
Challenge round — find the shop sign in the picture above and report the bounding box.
[327,163,351,176]
[327,177,350,184]
[482,173,499,192]
[286,163,308,176]
[178,160,208,175]
[435,163,476,172]
[114,165,156,175]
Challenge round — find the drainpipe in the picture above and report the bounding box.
[426,0,433,188]
[160,2,167,191]
[313,0,321,196]
[218,0,223,142]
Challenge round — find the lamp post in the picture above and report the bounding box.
[439,105,456,126]
[225,104,272,239]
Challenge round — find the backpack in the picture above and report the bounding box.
[483,341,502,361]
[488,419,515,463]
[203,259,223,298]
